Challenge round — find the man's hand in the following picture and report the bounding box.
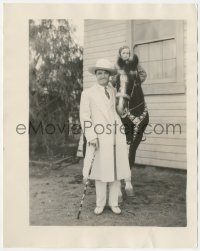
[83,177,88,185]
[88,138,99,149]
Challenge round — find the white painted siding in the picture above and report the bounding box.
[134,21,186,169]
[84,20,187,170]
[136,94,186,169]
[84,20,128,89]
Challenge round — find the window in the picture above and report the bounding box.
[130,20,185,95]
[134,39,176,83]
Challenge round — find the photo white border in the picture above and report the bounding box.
[3,3,198,248]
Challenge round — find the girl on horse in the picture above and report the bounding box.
[112,45,149,195]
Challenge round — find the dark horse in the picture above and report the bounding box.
[115,58,149,192]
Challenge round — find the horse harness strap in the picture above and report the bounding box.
[116,92,130,100]
[128,101,145,112]
[126,102,148,143]
[127,78,148,126]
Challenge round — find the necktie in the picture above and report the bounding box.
[104,86,110,99]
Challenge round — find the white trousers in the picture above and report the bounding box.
[95,180,120,207]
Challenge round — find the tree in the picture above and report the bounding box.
[29,19,83,158]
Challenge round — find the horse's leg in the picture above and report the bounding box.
[118,181,123,203]
[120,116,134,195]
[125,129,142,196]
[125,115,149,196]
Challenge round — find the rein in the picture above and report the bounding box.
[115,70,148,143]
[120,80,148,143]
[128,101,145,112]
[125,101,148,144]
[126,102,148,123]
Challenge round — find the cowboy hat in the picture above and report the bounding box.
[88,58,116,76]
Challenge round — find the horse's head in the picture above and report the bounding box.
[116,73,132,117]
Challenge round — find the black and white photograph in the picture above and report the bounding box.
[29,19,187,226]
[3,3,197,248]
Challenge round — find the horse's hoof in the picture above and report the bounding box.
[125,183,134,196]
[125,182,133,190]
[125,189,135,197]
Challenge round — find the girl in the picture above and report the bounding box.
[112,45,149,196]
[113,45,147,92]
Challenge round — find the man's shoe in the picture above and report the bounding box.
[94,206,104,215]
[110,206,121,214]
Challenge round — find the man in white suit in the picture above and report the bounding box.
[80,59,130,215]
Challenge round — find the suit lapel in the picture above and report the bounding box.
[108,83,115,109]
[92,84,111,123]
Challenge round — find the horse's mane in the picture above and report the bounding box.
[117,54,139,74]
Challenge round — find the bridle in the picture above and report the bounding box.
[116,92,130,100]
[116,72,148,143]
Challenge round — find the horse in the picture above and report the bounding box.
[115,68,149,196]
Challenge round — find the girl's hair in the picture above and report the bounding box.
[132,54,139,68]
[118,45,131,57]
[117,45,139,72]
[117,53,139,71]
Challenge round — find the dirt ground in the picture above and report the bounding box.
[30,159,186,226]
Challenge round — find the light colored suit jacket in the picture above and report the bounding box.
[80,82,130,182]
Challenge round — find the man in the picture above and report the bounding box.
[80,59,130,215]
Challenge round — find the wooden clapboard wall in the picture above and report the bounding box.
[84,20,186,170]
[136,94,186,169]
[84,20,128,88]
